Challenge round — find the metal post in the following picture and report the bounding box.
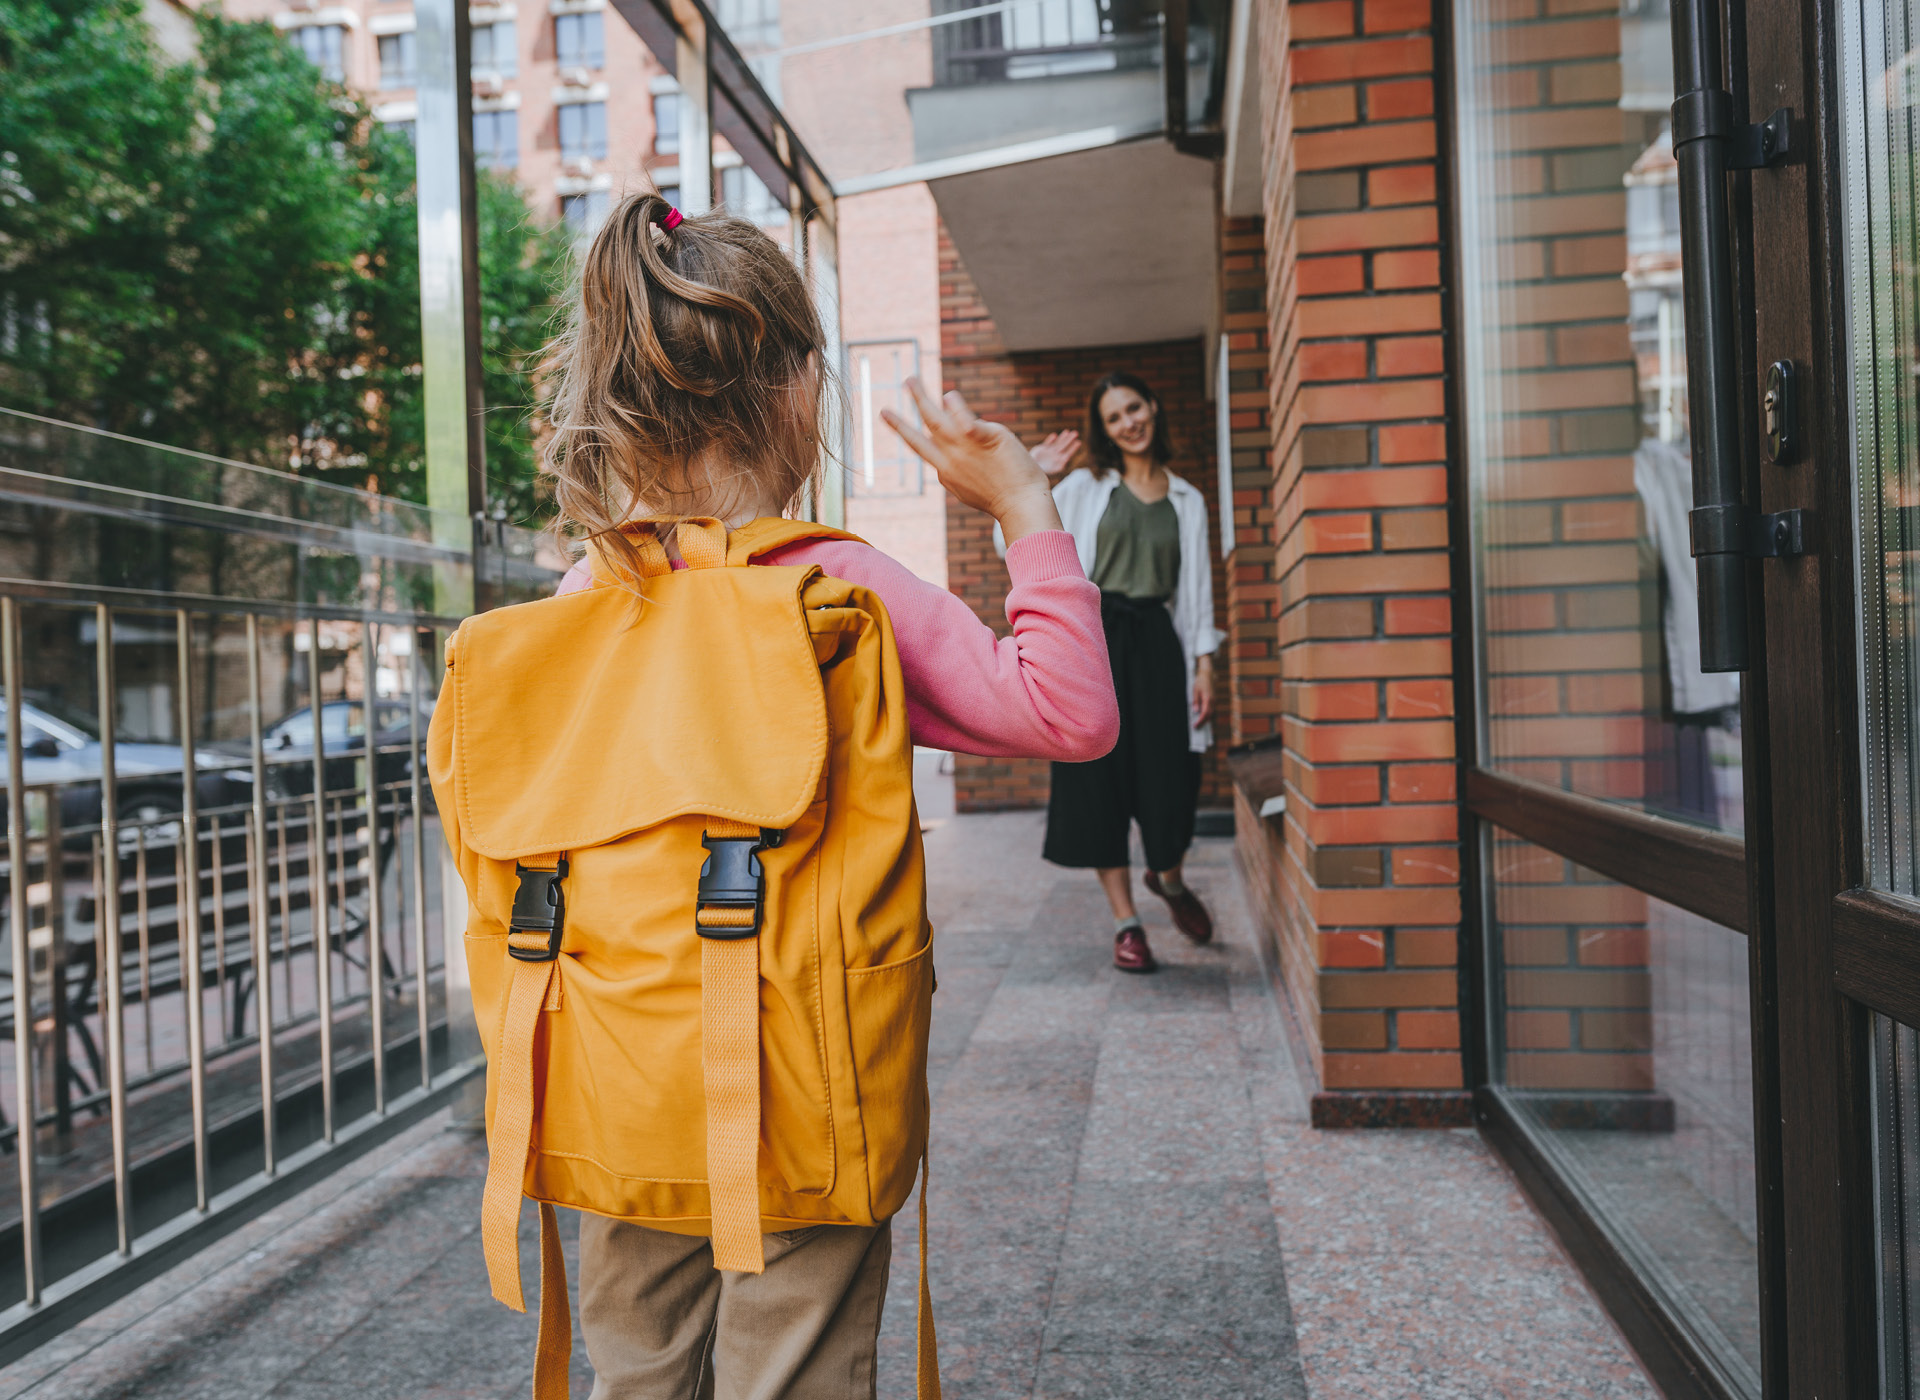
[362,622,386,1115]
[1670,0,1748,671]
[42,793,67,1154]
[175,610,209,1211]
[409,632,430,1091]
[3,598,43,1304]
[675,4,713,214]
[415,0,487,618]
[308,618,334,1142]
[246,616,276,1175]
[808,213,846,530]
[93,607,130,1253]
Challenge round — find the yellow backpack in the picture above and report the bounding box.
[427,516,939,1399]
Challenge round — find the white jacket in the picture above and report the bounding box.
[998,467,1222,752]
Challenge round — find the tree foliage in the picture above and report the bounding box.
[0,0,571,520]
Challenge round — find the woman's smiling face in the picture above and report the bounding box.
[1099,385,1157,460]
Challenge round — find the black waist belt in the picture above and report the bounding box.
[1099,591,1172,615]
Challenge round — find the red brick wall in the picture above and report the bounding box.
[1248,0,1466,1098]
[1221,215,1279,743]
[937,225,1231,815]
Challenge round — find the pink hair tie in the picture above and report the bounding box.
[660,206,684,231]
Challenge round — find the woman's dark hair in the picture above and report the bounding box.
[1083,370,1173,478]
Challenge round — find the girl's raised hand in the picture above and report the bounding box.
[1030,430,1081,477]
[882,379,1063,545]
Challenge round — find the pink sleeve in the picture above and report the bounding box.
[763,533,1118,761]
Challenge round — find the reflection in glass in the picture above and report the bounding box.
[1488,827,1758,1392]
[1454,0,1743,832]
[1844,0,1920,896]
[1836,0,1920,1380]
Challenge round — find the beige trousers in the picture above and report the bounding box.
[578,1216,893,1400]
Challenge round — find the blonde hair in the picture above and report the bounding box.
[542,190,827,583]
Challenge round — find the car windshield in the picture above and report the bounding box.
[19,692,100,741]
[0,697,94,749]
[271,702,364,747]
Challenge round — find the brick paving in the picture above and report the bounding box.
[0,813,1655,1399]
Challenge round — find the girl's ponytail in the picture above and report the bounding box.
[543,188,828,585]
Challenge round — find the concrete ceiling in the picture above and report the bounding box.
[928,137,1218,353]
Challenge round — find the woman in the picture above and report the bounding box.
[1022,370,1222,973]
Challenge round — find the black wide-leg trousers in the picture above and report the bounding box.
[1043,592,1201,872]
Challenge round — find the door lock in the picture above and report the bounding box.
[1764,359,1799,463]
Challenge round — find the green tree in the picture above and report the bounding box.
[0,0,571,520]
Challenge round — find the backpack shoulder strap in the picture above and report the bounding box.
[726,516,864,564]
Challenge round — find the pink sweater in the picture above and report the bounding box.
[555,530,1119,761]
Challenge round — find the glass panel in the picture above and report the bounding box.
[1487,827,1759,1393]
[1837,0,1920,1383]
[1845,0,1920,895]
[1454,0,1745,832]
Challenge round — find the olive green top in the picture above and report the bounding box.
[1090,482,1181,600]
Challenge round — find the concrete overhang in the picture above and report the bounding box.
[928,136,1217,351]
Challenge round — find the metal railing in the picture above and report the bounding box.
[0,407,560,1356]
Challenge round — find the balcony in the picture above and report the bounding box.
[884,0,1230,351]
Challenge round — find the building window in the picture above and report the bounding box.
[713,0,778,52]
[291,23,347,82]
[554,12,604,68]
[471,20,517,77]
[558,101,607,160]
[721,164,787,228]
[655,181,679,208]
[472,109,519,168]
[651,90,679,155]
[377,31,416,88]
[562,189,610,236]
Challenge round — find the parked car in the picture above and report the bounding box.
[0,693,250,842]
[238,698,435,802]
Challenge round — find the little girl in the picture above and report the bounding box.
[544,193,1118,1398]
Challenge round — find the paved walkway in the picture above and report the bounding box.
[0,813,1657,1399]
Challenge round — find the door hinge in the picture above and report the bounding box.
[1671,91,1792,170]
[1690,504,1809,559]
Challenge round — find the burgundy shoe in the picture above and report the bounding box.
[1145,872,1214,945]
[1113,925,1157,974]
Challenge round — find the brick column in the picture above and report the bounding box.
[1247,0,1469,1123]
[1221,214,1279,746]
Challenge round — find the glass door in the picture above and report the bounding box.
[1446,0,1775,1388]
[1835,0,1920,1386]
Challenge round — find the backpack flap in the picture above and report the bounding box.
[447,563,831,861]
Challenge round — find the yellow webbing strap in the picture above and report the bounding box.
[700,817,766,1274]
[674,519,728,570]
[480,857,568,1314]
[917,1151,942,1400]
[532,1202,571,1399]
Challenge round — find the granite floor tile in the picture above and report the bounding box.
[1261,1128,1558,1258]
[1040,1179,1297,1361]
[966,983,1111,1044]
[1077,1069,1264,1184]
[1280,1248,1658,1400]
[1096,1010,1246,1080]
[1032,1347,1308,1400]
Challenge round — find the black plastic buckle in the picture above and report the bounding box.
[695,829,782,940]
[508,859,569,962]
